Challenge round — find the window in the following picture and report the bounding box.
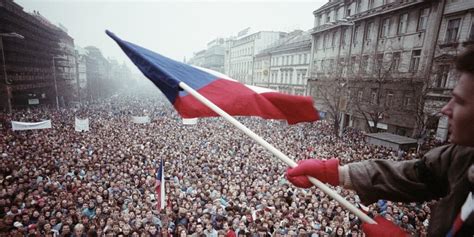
[331,31,337,47]
[403,96,413,107]
[326,13,331,23]
[398,13,408,34]
[351,56,357,72]
[324,33,329,48]
[392,52,401,72]
[361,55,369,73]
[318,15,323,26]
[365,22,374,41]
[335,8,339,20]
[368,0,375,9]
[375,53,384,71]
[436,65,450,88]
[356,0,362,13]
[341,28,348,46]
[386,93,394,106]
[380,18,391,37]
[358,90,363,102]
[346,8,351,17]
[339,58,345,68]
[371,90,378,104]
[409,50,421,72]
[470,21,474,41]
[354,25,360,46]
[418,8,429,31]
[445,18,461,43]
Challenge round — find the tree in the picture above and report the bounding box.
[310,60,348,138]
[351,54,396,133]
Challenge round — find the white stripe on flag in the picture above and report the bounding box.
[461,192,474,221]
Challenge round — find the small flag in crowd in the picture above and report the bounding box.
[106,30,319,124]
[155,159,165,211]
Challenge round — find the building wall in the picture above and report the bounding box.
[84,46,109,102]
[188,38,225,73]
[309,0,440,137]
[228,31,286,85]
[75,47,88,103]
[425,0,474,141]
[253,31,311,95]
[0,0,76,110]
[253,53,271,88]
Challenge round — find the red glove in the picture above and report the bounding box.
[285,158,339,188]
[362,216,408,237]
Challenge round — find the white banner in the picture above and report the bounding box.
[12,120,52,131]
[182,118,198,125]
[28,99,39,105]
[75,118,90,132]
[132,116,150,124]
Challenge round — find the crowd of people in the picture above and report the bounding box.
[0,87,445,236]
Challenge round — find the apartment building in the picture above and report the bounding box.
[254,30,311,95]
[308,0,444,137]
[0,0,76,110]
[425,0,474,141]
[227,29,287,85]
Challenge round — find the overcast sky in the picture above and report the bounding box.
[15,0,324,68]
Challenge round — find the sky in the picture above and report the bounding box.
[15,0,325,69]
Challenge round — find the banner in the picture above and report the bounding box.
[182,118,198,125]
[12,120,52,131]
[28,99,39,105]
[132,116,150,124]
[75,118,90,132]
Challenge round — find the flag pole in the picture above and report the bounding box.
[178,82,376,224]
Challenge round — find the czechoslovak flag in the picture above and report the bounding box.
[155,159,165,211]
[106,30,319,124]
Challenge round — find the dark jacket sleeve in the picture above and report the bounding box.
[347,145,455,204]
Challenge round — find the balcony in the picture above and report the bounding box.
[438,40,459,49]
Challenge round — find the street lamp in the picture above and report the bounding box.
[0,32,24,114]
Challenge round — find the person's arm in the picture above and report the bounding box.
[286,145,454,204]
[345,145,454,205]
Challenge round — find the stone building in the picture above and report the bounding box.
[0,0,76,111]
[227,29,287,85]
[425,0,474,141]
[253,30,311,95]
[188,38,225,73]
[308,0,446,137]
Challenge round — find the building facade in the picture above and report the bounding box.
[425,0,474,141]
[75,46,88,104]
[188,50,206,68]
[0,0,76,111]
[188,38,225,73]
[84,46,109,102]
[204,38,225,73]
[308,0,445,137]
[227,30,287,85]
[254,30,311,95]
